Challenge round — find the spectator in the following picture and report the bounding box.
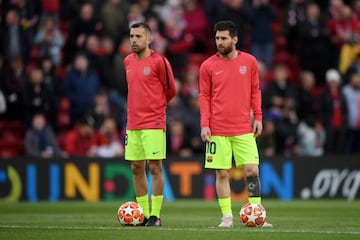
[296,70,318,122]
[160,0,193,75]
[183,0,212,53]
[337,6,360,74]
[0,9,30,64]
[257,118,276,157]
[100,0,129,45]
[166,79,188,123]
[215,0,249,50]
[275,98,299,155]
[147,16,168,55]
[10,0,42,39]
[263,63,297,117]
[90,117,124,157]
[97,36,116,87]
[248,0,276,69]
[127,3,146,27]
[137,0,156,19]
[319,69,348,153]
[297,118,326,156]
[83,34,102,70]
[64,116,96,157]
[203,0,225,26]
[64,2,102,64]
[40,56,61,129]
[89,91,110,130]
[61,0,102,20]
[0,54,6,115]
[282,0,307,54]
[342,72,360,153]
[0,89,6,114]
[180,66,199,104]
[167,118,193,157]
[112,38,129,100]
[97,37,126,124]
[257,60,269,90]
[297,2,332,84]
[325,0,345,21]
[344,53,360,85]
[263,64,298,155]
[25,112,65,158]
[327,4,360,72]
[63,53,100,126]
[34,17,64,66]
[353,0,360,21]
[0,53,3,79]
[2,57,26,121]
[184,93,203,154]
[23,67,52,127]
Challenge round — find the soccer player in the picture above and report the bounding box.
[124,22,176,226]
[199,20,272,228]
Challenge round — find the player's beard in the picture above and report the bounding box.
[217,44,233,56]
[131,44,146,54]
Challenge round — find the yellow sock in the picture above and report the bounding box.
[150,195,163,218]
[218,197,232,216]
[248,197,261,204]
[136,195,150,218]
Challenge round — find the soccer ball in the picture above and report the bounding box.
[117,201,145,226]
[239,203,266,227]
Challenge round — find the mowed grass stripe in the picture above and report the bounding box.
[0,224,359,235]
[0,200,359,240]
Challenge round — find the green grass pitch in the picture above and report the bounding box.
[0,199,359,240]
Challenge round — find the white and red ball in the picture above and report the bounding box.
[117,201,145,226]
[239,203,266,227]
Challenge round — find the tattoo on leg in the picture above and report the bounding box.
[246,176,261,197]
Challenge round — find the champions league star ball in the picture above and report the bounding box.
[117,201,145,226]
[239,203,266,227]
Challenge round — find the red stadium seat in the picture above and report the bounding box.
[57,112,70,130]
[274,36,288,52]
[59,97,70,112]
[0,120,25,157]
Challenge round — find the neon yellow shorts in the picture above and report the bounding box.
[204,133,259,169]
[125,129,166,161]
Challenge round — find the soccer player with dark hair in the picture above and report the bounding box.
[199,20,272,228]
[124,22,176,226]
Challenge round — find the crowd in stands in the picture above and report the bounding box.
[0,0,360,158]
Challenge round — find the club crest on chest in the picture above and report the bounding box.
[239,66,247,74]
[143,66,151,75]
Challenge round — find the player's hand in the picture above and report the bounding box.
[253,120,263,137]
[201,127,212,142]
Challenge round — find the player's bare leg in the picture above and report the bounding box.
[131,161,148,197]
[244,164,272,228]
[146,160,164,226]
[148,160,164,195]
[216,169,233,228]
[131,161,150,225]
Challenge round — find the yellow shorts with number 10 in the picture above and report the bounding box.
[125,129,166,161]
[205,133,259,169]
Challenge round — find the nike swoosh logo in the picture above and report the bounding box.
[152,151,159,154]
[215,71,223,75]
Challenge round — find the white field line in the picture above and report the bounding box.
[0,225,359,235]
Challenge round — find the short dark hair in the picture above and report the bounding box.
[130,22,152,35]
[78,115,94,127]
[214,20,237,38]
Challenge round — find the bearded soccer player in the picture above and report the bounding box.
[124,22,176,226]
[199,20,272,228]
